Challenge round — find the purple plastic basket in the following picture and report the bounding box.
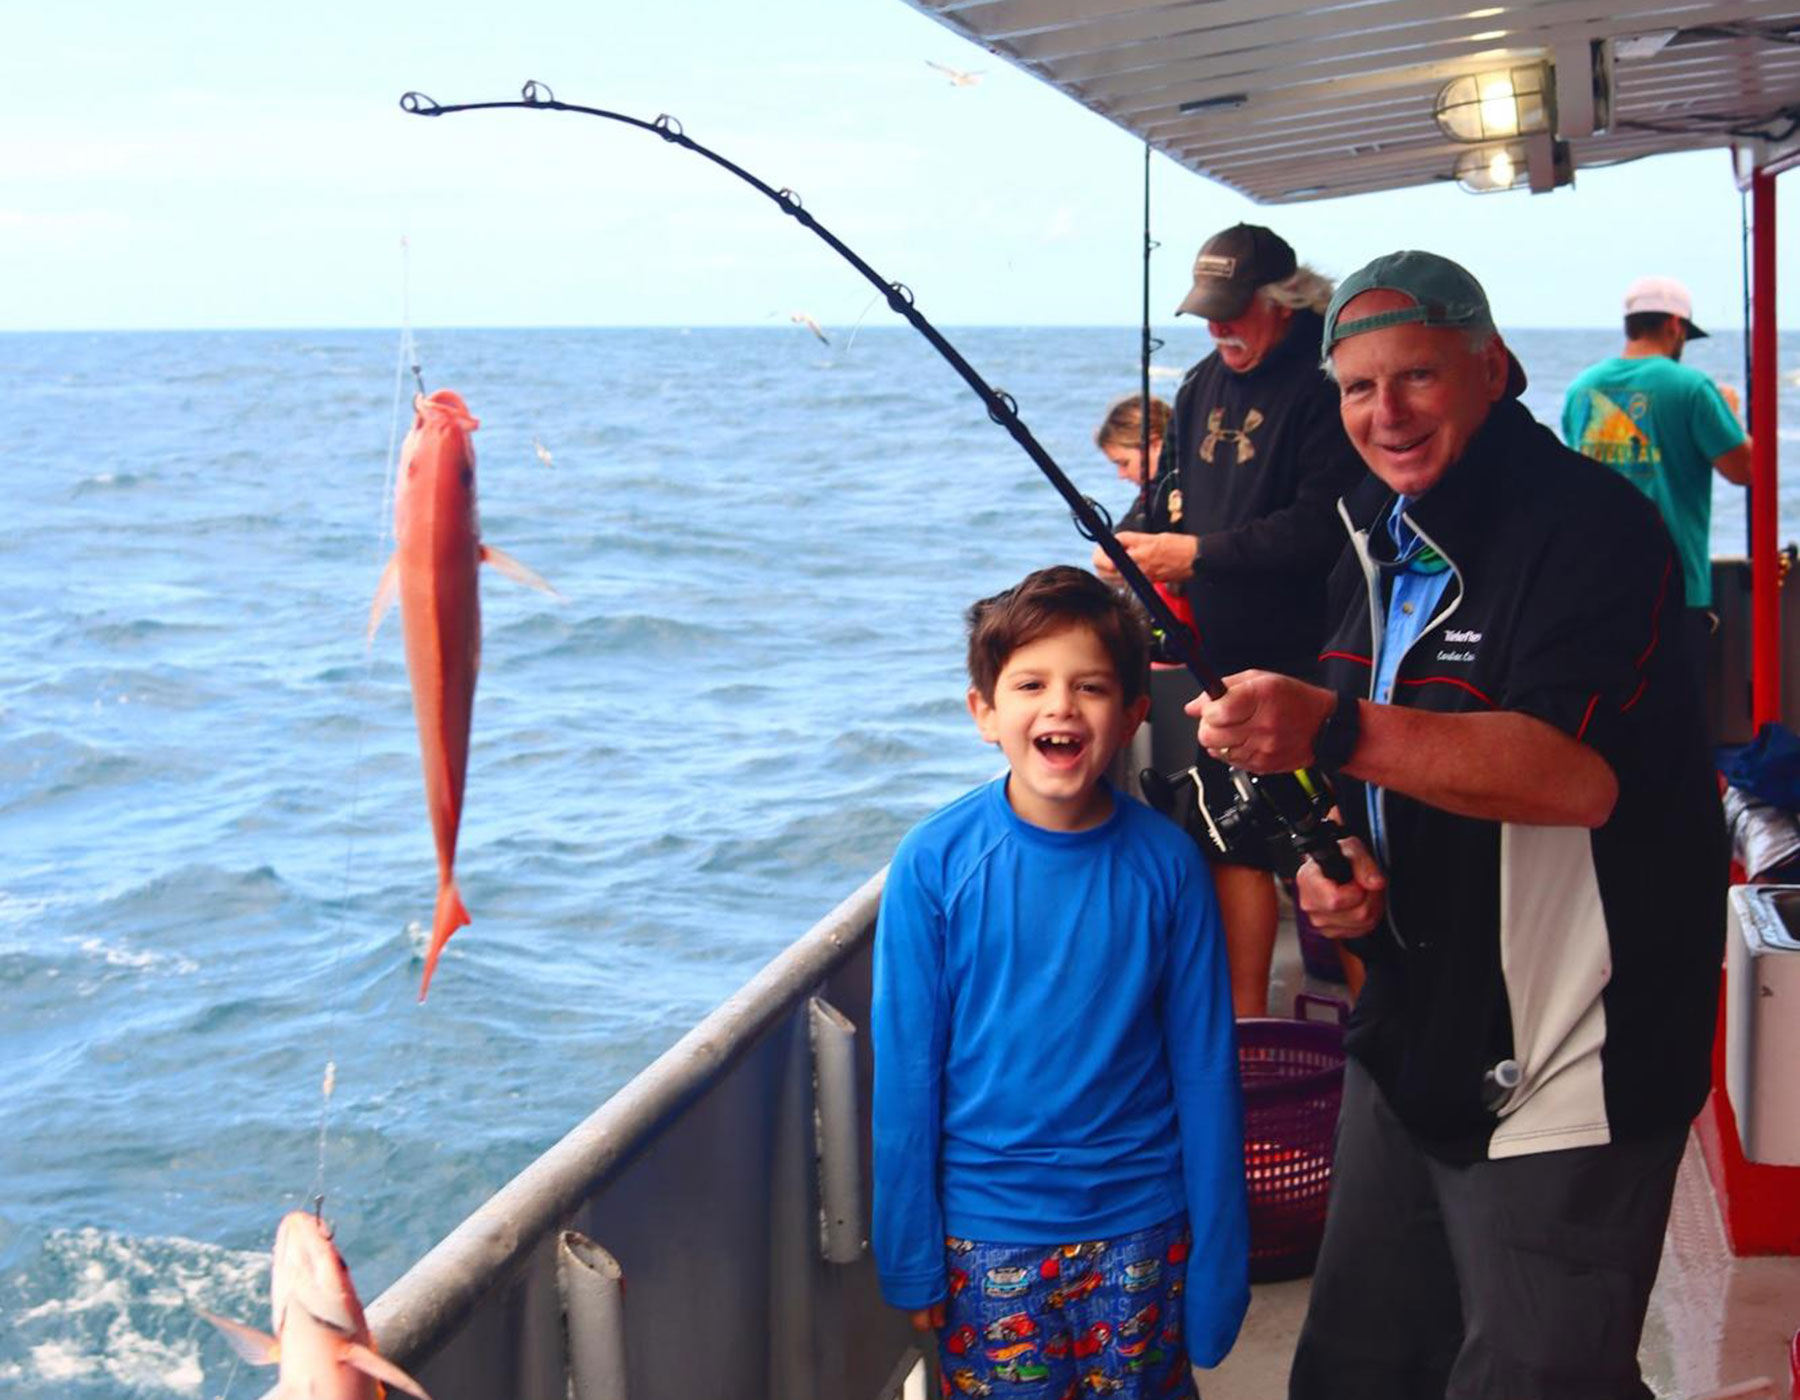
[1237,994,1347,1282]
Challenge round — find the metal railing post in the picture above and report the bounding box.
[558,1230,629,1400]
[810,996,866,1264]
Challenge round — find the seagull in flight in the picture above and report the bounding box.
[926,60,984,87]
[790,312,831,346]
[532,437,553,468]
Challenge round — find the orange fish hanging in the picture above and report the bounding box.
[201,1210,433,1399]
[369,389,557,1000]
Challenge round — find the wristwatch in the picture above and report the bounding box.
[1313,693,1361,771]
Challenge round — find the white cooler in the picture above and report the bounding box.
[1725,884,1800,1164]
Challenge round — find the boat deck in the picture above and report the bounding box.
[1199,900,1800,1400]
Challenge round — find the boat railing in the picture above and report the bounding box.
[279,870,918,1400]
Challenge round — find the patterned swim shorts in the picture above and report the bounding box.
[935,1216,1196,1399]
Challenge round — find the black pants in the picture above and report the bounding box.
[1288,1060,1685,1400]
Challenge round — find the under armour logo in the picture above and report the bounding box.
[1199,407,1264,464]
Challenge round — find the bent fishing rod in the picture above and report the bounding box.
[399,82,1352,882]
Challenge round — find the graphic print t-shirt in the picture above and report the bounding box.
[1561,355,1745,607]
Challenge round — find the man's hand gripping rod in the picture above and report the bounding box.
[398,81,1353,883]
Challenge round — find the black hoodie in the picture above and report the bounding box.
[1132,308,1366,679]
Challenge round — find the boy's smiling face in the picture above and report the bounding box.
[967,622,1149,832]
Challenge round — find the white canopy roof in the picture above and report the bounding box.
[902,0,1800,201]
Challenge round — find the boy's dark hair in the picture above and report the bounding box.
[966,565,1150,705]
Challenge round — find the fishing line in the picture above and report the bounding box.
[398,81,1355,882]
[307,242,425,1212]
[839,289,885,357]
[181,249,423,1400]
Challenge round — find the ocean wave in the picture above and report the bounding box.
[56,615,223,651]
[827,728,936,765]
[0,734,161,814]
[0,887,95,932]
[89,863,294,936]
[69,471,148,494]
[0,940,197,1015]
[541,610,742,656]
[697,805,909,878]
[0,1226,265,1398]
[70,936,200,977]
[698,681,780,703]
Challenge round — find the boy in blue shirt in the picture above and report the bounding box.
[872,565,1248,1399]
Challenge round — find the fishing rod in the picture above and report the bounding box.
[398,82,1352,883]
[401,83,1206,681]
[1136,140,1163,527]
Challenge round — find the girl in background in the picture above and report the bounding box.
[1094,394,1195,643]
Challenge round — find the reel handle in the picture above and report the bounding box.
[1297,827,1355,885]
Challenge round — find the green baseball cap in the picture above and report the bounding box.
[1321,250,1527,397]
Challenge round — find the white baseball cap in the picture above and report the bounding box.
[1623,275,1708,339]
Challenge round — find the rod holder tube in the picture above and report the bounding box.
[557,1230,629,1400]
[809,996,865,1264]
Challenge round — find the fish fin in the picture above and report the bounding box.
[417,880,471,1002]
[198,1310,280,1366]
[480,544,563,601]
[367,554,401,646]
[341,1340,435,1399]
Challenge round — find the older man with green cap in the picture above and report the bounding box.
[1191,251,1726,1399]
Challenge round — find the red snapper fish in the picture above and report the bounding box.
[201,1210,432,1399]
[368,389,555,1000]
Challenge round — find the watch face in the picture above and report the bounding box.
[1168,488,1183,525]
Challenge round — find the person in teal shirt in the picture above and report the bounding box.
[1562,276,1752,674]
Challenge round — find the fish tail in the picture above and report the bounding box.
[418,880,471,1002]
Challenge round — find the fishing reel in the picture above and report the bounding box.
[1139,761,1354,884]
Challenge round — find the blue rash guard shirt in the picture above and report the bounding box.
[871,777,1249,1366]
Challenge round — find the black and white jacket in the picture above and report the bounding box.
[1318,399,1727,1164]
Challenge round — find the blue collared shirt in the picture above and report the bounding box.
[1367,500,1453,863]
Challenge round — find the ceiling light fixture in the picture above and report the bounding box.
[1434,62,1554,143]
[1454,135,1572,193]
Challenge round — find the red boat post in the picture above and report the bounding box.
[1750,165,1781,727]
[1703,149,1800,1258]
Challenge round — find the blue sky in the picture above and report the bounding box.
[4,0,1795,331]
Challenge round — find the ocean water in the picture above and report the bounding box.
[2,324,1797,1397]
